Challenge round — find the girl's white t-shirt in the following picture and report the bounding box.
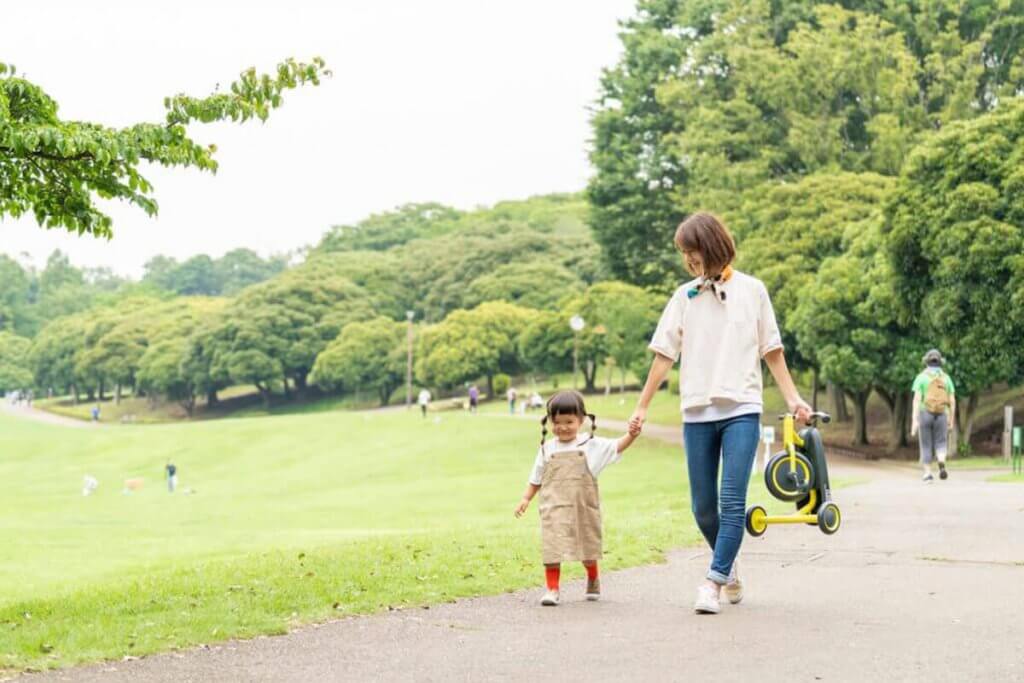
[528,436,621,486]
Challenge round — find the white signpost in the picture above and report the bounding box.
[760,425,776,472]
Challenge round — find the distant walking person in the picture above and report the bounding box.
[468,385,479,414]
[507,386,518,415]
[911,349,956,483]
[166,462,178,493]
[417,388,432,418]
[91,404,100,422]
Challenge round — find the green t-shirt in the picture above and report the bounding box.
[912,368,955,398]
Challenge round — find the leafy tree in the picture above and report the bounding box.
[518,311,573,379]
[590,0,1024,288]
[172,255,222,295]
[737,171,894,410]
[564,282,662,392]
[0,331,33,394]
[311,317,407,405]
[135,298,228,415]
[200,264,374,404]
[316,203,462,253]
[217,248,287,295]
[416,302,537,395]
[29,312,91,400]
[0,255,31,334]
[885,99,1024,443]
[793,225,921,446]
[0,58,328,237]
[463,262,583,311]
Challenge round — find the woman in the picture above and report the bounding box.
[629,212,811,615]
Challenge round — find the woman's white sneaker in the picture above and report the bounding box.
[724,566,744,605]
[694,584,721,614]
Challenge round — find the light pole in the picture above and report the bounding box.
[570,315,585,390]
[406,310,415,409]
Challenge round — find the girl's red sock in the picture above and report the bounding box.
[545,565,561,590]
[584,562,598,581]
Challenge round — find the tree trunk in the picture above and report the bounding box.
[585,360,598,393]
[620,368,626,394]
[379,383,393,407]
[961,393,979,450]
[180,395,195,417]
[896,391,912,449]
[876,387,896,450]
[294,373,308,399]
[811,367,820,412]
[115,383,122,405]
[86,387,95,401]
[849,390,870,446]
[257,383,271,408]
[72,384,79,404]
[206,389,219,407]
[98,380,105,402]
[487,373,495,399]
[605,360,613,396]
[877,388,911,452]
[830,382,850,422]
[281,375,292,400]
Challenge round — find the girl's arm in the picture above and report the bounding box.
[514,483,540,517]
[763,348,812,422]
[617,429,640,454]
[629,353,675,432]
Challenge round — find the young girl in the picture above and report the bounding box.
[514,390,640,606]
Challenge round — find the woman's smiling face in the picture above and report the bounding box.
[682,249,704,277]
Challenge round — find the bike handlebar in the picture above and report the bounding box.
[778,411,831,424]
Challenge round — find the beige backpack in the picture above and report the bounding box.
[923,373,950,414]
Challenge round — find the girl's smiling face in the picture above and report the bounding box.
[550,413,583,442]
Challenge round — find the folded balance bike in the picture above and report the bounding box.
[745,412,841,537]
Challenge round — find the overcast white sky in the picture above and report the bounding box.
[1,1,636,277]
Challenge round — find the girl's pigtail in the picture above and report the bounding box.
[578,413,597,446]
[540,415,549,450]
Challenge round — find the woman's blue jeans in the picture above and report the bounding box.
[683,414,760,585]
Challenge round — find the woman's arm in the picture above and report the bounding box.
[763,348,812,422]
[629,353,675,432]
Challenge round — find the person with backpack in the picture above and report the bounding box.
[911,349,956,482]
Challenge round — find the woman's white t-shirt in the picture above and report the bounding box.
[528,436,621,486]
[649,270,783,414]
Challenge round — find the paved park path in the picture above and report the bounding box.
[21,419,1024,682]
[0,401,96,429]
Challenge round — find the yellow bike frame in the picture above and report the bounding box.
[764,414,818,525]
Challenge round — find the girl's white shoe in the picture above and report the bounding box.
[541,590,560,606]
[694,584,721,614]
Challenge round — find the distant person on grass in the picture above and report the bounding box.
[468,384,479,413]
[417,388,432,418]
[514,390,641,606]
[630,212,812,615]
[166,462,177,493]
[507,386,518,415]
[911,349,956,483]
[91,404,100,422]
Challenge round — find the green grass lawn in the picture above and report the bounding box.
[0,406,819,673]
[988,471,1024,483]
[946,456,1015,470]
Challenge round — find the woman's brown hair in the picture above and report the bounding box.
[674,212,736,276]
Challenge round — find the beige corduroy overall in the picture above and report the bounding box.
[539,451,603,564]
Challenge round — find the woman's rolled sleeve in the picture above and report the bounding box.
[649,290,684,361]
